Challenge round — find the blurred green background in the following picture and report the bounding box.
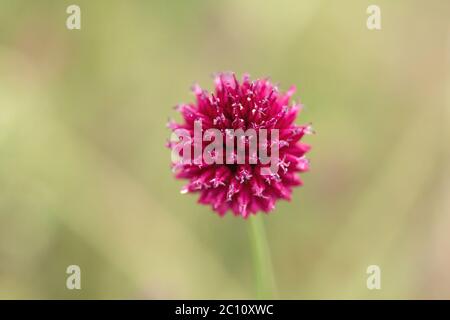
[1,0,449,299]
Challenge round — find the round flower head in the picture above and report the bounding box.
[168,73,311,218]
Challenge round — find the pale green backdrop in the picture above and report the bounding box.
[0,0,449,299]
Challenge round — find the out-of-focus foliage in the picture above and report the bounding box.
[0,0,449,299]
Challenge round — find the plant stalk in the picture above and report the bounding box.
[249,214,277,299]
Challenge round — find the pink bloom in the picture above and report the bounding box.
[168,73,312,218]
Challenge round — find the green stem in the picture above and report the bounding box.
[249,214,276,299]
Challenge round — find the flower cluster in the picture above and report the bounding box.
[168,73,311,218]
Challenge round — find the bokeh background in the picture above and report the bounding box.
[1,0,449,299]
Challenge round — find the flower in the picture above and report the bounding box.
[168,73,311,218]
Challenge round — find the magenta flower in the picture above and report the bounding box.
[168,73,312,218]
